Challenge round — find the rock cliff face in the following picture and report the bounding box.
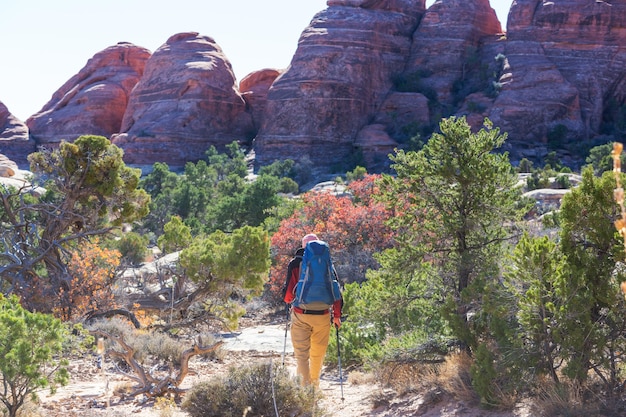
[489,0,626,164]
[27,43,150,147]
[404,0,501,107]
[4,0,626,173]
[0,101,34,167]
[111,32,254,166]
[254,0,426,169]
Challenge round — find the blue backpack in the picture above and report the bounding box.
[295,240,341,309]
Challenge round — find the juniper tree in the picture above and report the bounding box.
[376,116,528,351]
[0,135,150,313]
[0,294,69,417]
[555,167,626,390]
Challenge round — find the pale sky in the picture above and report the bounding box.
[0,0,512,122]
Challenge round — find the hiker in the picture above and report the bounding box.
[283,233,342,388]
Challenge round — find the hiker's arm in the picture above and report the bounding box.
[332,299,343,328]
[283,264,298,304]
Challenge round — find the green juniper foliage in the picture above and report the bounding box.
[0,294,70,417]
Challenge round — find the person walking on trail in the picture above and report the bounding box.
[283,233,342,388]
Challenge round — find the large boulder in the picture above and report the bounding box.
[27,42,150,147]
[112,32,254,167]
[239,68,282,130]
[0,153,38,193]
[0,101,35,168]
[254,0,426,171]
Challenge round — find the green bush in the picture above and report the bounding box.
[554,174,571,189]
[0,295,70,417]
[526,171,550,190]
[517,158,533,173]
[115,231,149,266]
[346,166,367,182]
[279,177,299,194]
[182,362,321,417]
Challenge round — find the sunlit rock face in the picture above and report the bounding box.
[27,42,150,148]
[112,32,254,167]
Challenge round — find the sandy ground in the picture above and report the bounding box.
[34,321,532,417]
[36,322,376,417]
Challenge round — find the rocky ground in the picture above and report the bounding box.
[33,312,533,417]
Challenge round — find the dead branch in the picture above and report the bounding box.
[84,309,141,329]
[90,329,223,399]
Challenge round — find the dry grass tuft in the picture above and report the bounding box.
[532,378,600,417]
[375,352,478,402]
[375,360,423,395]
[428,352,479,403]
[348,370,377,386]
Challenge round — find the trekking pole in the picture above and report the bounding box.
[336,325,345,401]
[282,304,290,366]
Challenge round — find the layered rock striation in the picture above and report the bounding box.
[27,42,150,147]
[4,0,626,173]
[239,69,282,130]
[254,0,426,169]
[489,0,626,163]
[0,101,34,167]
[111,32,254,166]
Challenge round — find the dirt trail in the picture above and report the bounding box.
[37,320,531,416]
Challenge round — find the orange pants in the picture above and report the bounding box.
[290,311,331,387]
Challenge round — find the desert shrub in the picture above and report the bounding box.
[526,170,550,190]
[257,159,296,179]
[433,353,478,403]
[114,231,149,266]
[517,158,533,173]
[375,352,478,402]
[182,362,322,417]
[554,174,571,189]
[346,166,367,182]
[133,330,186,363]
[293,156,314,186]
[375,359,423,395]
[470,344,498,406]
[371,336,462,394]
[86,318,188,364]
[279,176,299,194]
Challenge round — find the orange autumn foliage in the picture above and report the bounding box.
[55,238,121,321]
[268,174,395,301]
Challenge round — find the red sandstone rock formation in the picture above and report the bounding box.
[403,0,502,107]
[239,69,282,129]
[10,0,626,174]
[27,42,150,147]
[491,0,626,163]
[0,101,35,168]
[254,0,426,170]
[111,32,254,167]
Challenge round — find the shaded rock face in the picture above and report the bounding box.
[487,0,626,164]
[27,43,150,147]
[112,32,254,166]
[0,101,35,168]
[239,69,282,130]
[403,0,502,107]
[254,0,426,169]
